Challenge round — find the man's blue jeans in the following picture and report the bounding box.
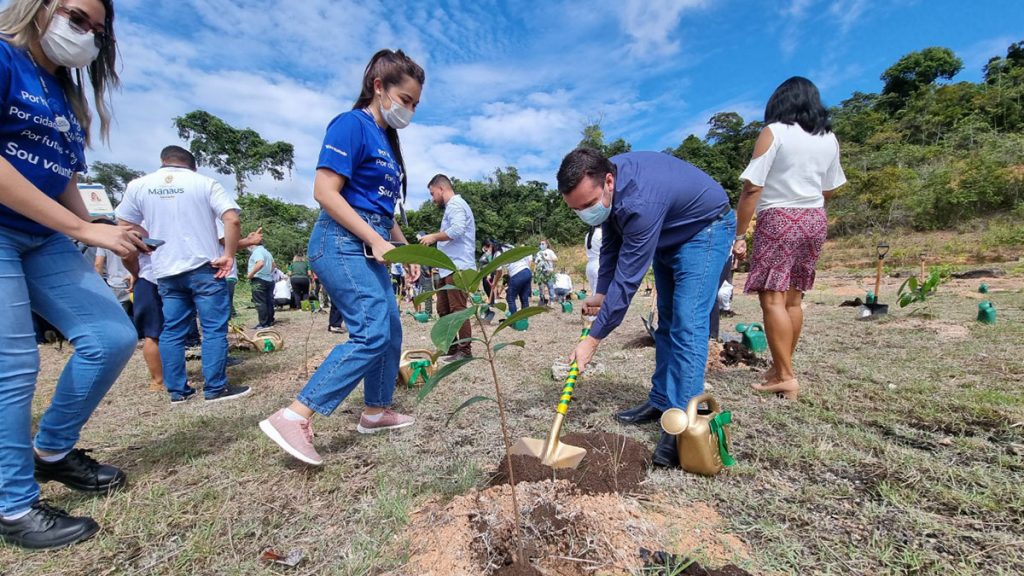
[157,264,230,399]
[297,211,402,415]
[506,269,532,314]
[649,210,736,411]
[0,228,136,515]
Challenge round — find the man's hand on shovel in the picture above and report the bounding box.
[568,316,600,373]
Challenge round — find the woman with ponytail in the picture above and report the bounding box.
[260,49,424,466]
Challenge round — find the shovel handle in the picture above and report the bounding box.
[556,325,591,415]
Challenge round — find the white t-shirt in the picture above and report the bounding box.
[554,273,573,291]
[505,245,532,277]
[585,227,602,265]
[274,278,292,300]
[739,122,847,213]
[534,248,557,273]
[117,167,240,279]
[215,214,239,280]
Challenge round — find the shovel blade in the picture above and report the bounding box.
[511,437,587,469]
[858,303,888,319]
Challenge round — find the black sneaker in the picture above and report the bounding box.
[170,389,197,406]
[204,385,252,403]
[34,449,127,493]
[225,356,245,368]
[0,502,99,550]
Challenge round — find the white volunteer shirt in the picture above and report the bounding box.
[117,167,240,280]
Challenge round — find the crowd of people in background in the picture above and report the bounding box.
[0,0,844,551]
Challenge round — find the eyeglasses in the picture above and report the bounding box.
[56,4,111,48]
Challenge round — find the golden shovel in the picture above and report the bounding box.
[510,320,593,469]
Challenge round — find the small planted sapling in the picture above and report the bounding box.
[897,266,951,311]
[385,243,546,564]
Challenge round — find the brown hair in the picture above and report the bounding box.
[352,49,425,203]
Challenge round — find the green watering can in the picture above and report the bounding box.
[735,323,768,354]
[407,311,430,323]
[979,283,989,294]
[865,290,876,305]
[470,293,483,304]
[977,301,997,325]
[561,301,573,313]
[576,290,587,300]
[510,318,529,331]
[532,289,540,296]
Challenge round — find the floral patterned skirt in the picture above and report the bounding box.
[744,207,827,293]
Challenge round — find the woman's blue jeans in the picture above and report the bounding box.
[506,269,532,314]
[297,211,402,415]
[649,210,735,411]
[0,228,136,515]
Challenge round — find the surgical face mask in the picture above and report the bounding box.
[575,185,612,226]
[40,15,100,69]
[539,243,547,250]
[380,91,413,130]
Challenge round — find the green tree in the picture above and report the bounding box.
[879,47,963,112]
[578,123,631,157]
[173,110,295,196]
[84,161,145,205]
[235,194,318,275]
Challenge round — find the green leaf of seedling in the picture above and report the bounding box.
[908,276,918,292]
[493,305,549,335]
[445,395,495,426]
[385,245,457,272]
[897,277,911,298]
[452,269,479,294]
[417,356,480,401]
[430,306,479,352]
[492,340,526,354]
[472,246,536,288]
[492,302,507,312]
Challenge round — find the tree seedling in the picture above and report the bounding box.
[385,243,546,566]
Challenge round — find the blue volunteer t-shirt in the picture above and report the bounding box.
[0,40,87,235]
[317,109,402,218]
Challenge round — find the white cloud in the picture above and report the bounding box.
[619,0,707,57]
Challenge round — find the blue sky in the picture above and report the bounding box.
[80,0,1022,209]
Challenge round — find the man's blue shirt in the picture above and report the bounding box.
[592,152,729,339]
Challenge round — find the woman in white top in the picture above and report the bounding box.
[584,225,602,296]
[733,76,847,401]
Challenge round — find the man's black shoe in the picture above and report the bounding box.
[652,431,680,468]
[35,449,127,493]
[0,502,99,550]
[614,402,663,425]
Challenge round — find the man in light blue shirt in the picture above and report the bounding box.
[247,241,276,329]
[420,174,476,362]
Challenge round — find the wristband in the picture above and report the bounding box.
[735,234,746,241]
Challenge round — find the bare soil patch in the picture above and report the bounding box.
[489,432,651,495]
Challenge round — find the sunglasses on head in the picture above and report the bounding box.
[55,4,111,48]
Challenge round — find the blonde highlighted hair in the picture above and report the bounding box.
[0,0,119,146]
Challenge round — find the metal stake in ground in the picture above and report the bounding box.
[859,242,890,319]
[510,319,593,469]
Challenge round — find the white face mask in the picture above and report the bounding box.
[574,184,612,226]
[40,15,100,69]
[380,91,413,130]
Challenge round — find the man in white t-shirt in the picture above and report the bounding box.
[117,146,250,405]
[553,270,573,302]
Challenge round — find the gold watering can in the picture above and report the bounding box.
[398,349,436,388]
[660,393,736,476]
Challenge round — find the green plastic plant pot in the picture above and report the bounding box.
[977,301,996,324]
[561,301,573,313]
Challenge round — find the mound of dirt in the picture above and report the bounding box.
[719,341,768,368]
[490,432,651,495]
[396,480,750,576]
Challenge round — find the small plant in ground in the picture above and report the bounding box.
[386,243,547,566]
[897,266,951,310]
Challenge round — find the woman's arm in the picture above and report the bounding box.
[0,158,147,256]
[312,168,392,263]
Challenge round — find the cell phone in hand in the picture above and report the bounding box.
[363,241,407,259]
[143,238,165,249]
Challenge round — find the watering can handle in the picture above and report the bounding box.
[685,392,721,424]
[556,324,592,415]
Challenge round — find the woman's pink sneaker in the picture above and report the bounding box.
[259,409,323,466]
[356,409,415,434]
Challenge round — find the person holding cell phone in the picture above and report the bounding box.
[117,146,247,406]
[0,0,153,551]
[259,49,424,466]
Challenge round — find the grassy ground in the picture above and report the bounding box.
[1,262,1022,575]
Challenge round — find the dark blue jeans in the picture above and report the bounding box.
[298,211,402,415]
[157,264,231,399]
[0,228,136,515]
[251,278,274,327]
[506,269,532,314]
[649,210,735,411]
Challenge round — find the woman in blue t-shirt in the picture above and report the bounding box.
[260,49,424,466]
[0,0,149,551]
